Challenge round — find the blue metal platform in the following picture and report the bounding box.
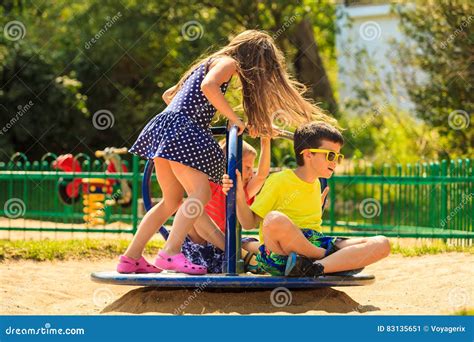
[91,271,375,288]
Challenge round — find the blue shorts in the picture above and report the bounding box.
[181,236,258,273]
[256,228,341,276]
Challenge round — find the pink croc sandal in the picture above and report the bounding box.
[154,251,207,275]
[116,255,163,274]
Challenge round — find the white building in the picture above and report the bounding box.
[336,2,416,110]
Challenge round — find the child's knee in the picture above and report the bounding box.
[262,211,293,240]
[262,211,289,228]
[373,235,390,258]
[189,186,212,205]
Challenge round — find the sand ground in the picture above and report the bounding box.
[1,253,472,315]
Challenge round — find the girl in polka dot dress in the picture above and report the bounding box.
[117,29,336,275]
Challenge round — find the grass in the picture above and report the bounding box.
[0,239,165,262]
[454,308,474,316]
[0,238,472,262]
[390,242,474,257]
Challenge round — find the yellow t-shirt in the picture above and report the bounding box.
[250,169,322,242]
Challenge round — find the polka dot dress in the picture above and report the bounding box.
[129,58,230,183]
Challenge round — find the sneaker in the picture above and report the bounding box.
[285,252,325,277]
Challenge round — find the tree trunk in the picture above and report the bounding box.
[291,18,338,116]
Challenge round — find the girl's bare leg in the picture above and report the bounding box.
[162,161,212,255]
[124,157,184,259]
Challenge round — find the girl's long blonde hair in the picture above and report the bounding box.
[169,29,337,134]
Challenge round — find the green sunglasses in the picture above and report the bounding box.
[300,148,344,164]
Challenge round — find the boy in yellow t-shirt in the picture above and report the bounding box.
[222,122,390,276]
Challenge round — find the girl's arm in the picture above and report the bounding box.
[162,85,178,105]
[201,57,245,134]
[244,137,271,198]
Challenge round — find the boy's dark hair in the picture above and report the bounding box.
[294,121,344,166]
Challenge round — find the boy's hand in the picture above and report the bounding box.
[222,170,244,196]
[222,174,233,196]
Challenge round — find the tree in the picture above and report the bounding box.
[0,0,339,162]
[395,0,473,158]
[0,5,88,159]
[292,18,338,115]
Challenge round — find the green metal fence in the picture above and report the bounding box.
[0,153,144,236]
[325,159,473,239]
[0,153,473,240]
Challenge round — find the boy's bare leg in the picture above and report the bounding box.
[335,237,367,248]
[189,217,261,254]
[189,213,226,250]
[242,240,260,254]
[262,211,390,273]
[261,211,326,259]
[187,226,207,245]
[319,236,390,273]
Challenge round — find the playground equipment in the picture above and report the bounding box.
[82,178,107,226]
[52,147,132,226]
[91,126,375,288]
[95,147,132,207]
